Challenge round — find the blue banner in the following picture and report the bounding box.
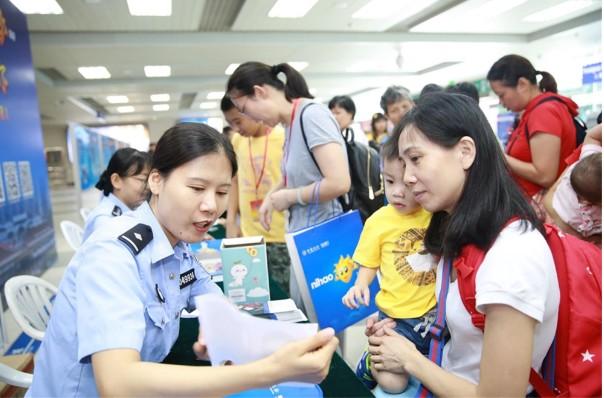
[0,0,57,294]
[582,62,602,85]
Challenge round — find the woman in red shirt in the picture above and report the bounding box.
[487,54,577,213]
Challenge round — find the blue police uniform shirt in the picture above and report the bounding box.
[27,201,222,397]
[82,193,131,241]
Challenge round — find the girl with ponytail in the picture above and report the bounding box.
[82,147,151,240]
[487,54,579,216]
[226,62,351,308]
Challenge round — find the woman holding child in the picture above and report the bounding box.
[368,93,560,396]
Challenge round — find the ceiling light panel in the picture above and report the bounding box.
[352,0,437,20]
[523,1,593,22]
[153,104,170,111]
[207,91,225,100]
[268,0,319,18]
[150,93,170,102]
[472,0,528,18]
[106,95,129,104]
[9,0,63,14]
[127,0,172,16]
[200,102,217,109]
[78,66,111,79]
[144,65,171,77]
[117,106,135,113]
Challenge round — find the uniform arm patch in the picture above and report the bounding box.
[118,223,153,255]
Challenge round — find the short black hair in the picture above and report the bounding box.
[220,95,236,112]
[380,122,404,162]
[445,82,479,103]
[380,86,412,114]
[95,148,151,196]
[328,95,356,119]
[153,123,237,178]
[419,83,443,99]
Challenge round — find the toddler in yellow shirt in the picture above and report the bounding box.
[342,128,436,394]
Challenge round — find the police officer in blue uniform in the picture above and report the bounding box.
[28,123,338,397]
[82,147,151,241]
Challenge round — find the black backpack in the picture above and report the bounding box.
[299,103,384,223]
[525,96,587,147]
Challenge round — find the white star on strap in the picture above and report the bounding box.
[581,350,595,363]
[134,232,142,241]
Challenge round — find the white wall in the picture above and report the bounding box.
[147,118,177,143]
[42,123,68,149]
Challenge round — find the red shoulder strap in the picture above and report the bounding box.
[455,218,521,330]
[454,244,487,330]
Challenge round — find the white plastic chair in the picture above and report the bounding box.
[60,220,83,251]
[4,275,58,341]
[0,294,32,388]
[79,207,92,222]
[0,362,32,388]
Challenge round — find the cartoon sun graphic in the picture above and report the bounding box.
[334,256,357,283]
[246,246,258,257]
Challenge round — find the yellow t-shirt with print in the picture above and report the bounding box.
[353,204,435,319]
[231,127,286,242]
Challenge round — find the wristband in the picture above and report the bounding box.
[296,188,307,206]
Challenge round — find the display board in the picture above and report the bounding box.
[0,0,57,294]
[67,123,128,191]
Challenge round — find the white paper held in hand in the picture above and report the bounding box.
[195,294,318,366]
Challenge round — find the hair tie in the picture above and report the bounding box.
[270,65,280,75]
[535,70,543,76]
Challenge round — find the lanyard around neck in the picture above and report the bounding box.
[248,128,270,199]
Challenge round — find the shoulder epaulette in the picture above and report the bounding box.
[118,223,153,255]
[111,205,122,216]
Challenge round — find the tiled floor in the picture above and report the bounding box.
[2,187,369,371]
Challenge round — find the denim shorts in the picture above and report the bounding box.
[378,307,437,356]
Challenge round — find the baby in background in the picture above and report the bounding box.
[545,123,602,246]
[569,151,601,237]
[341,129,435,394]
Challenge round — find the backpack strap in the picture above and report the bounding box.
[299,103,350,210]
[416,258,453,398]
[299,102,322,175]
[523,96,585,146]
[454,245,487,329]
[523,96,561,142]
[342,127,354,143]
[454,219,520,330]
[530,368,556,397]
